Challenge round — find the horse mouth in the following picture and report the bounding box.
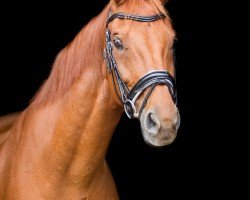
[140,125,177,147]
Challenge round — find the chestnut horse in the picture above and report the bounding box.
[0,0,180,199]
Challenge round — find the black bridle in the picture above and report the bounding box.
[104,12,177,119]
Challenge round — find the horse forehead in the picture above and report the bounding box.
[111,20,168,38]
[131,21,168,35]
[126,23,169,45]
[123,19,174,38]
[131,23,175,49]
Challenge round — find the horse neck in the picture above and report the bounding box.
[15,62,123,187]
[4,5,124,186]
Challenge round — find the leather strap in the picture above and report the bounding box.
[106,13,166,27]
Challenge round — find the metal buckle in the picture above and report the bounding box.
[124,100,137,119]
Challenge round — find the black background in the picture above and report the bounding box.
[0,0,242,199]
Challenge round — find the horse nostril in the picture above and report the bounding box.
[145,112,161,135]
[148,113,156,127]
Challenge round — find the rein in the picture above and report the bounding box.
[104,12,177,119]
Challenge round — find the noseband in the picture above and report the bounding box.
[104,12,177,119]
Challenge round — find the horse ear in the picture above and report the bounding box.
[160,0,168,5]
[110,0,121,5]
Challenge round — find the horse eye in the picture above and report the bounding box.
[113,37,124,50]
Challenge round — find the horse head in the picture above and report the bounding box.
[105,0,180,147]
